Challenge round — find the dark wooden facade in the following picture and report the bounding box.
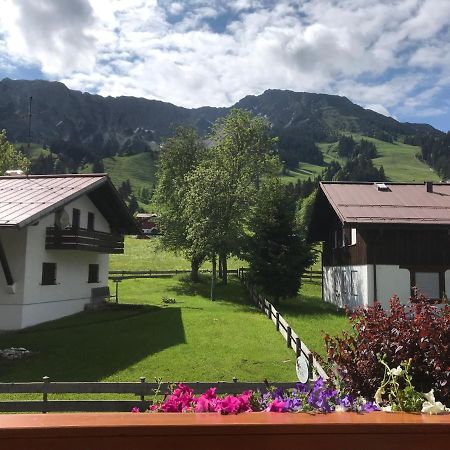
[323,228,450,268]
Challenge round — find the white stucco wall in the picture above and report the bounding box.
[0,194,111,330]
[324,264,413,311]
[323,265,372,309]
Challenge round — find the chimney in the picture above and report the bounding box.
[425,181,433,193]
[4,170,25,177]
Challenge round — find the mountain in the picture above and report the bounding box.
[0,78,441,164]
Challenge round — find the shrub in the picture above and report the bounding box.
[325,292,450,404]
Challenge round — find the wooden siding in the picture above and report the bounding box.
[324,228,450,268]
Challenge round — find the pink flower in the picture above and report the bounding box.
[266,399,288,412]
[131,407,140,413]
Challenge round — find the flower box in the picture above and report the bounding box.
[0,411,449,450]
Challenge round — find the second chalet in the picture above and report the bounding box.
[309,181,450,309]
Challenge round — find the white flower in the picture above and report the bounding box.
[374,387,384,405]
[380,405,392,412]
[389,366,403,376]
[334,405,346,412]
[421,401,448,415]
[422,390,449,415]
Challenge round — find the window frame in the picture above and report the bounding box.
[408,268,446,302]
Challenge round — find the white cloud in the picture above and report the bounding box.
[0,0,449,124]
[365,104,393,117]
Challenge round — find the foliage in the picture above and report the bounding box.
[407,131,450,179]
[0,130,30,174]
[142,378,377,414]
[276,127,324,168]
[325,293,450,404]
[375,356,424,412]
[153,126,206,278]
[296,189,317,233]
[246,181,314,302]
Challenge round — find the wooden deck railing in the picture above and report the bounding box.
[0,411,448,450]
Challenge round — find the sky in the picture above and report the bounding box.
[0,0,449,131]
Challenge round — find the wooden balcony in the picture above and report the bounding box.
[45,227,124,254]
[0,412,448,450]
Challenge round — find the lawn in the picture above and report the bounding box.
[0,276,297,383]
[276,280,350,359]
[110,237,244,271]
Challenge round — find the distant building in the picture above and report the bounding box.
[0,174,137,330]
[135,213,159,236]
[309,181,450,309]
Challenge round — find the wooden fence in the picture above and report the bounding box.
[237,269,327,380]
[109,269,239,281]
[0,378,300,413]
[303,268,322,281]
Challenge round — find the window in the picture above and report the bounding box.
[410,270,445,301]
[72,208,80,230]
[87,212,95,231]
[88,264,99,283]
[41,263,57,285]
[350,228,357,246]
[415,272,440,299]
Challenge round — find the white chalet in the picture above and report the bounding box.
[0,174,137,330]
[309,181,450,310]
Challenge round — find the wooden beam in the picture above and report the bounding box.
[0,412,448,450]
[0,237,14,286]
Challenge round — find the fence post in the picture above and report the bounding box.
[308,354,314,380]
[42,376,50,414]
[276,312,280,331]
[295,337,301,358]
[286,326,292,348]
[140,377,146,411]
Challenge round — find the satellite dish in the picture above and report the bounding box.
[296,354,310,383]
[55,209,70,229]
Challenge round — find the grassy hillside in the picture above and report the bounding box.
[102,152,158,193]
[281,135,439,184]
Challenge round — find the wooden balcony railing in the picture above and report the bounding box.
[0,412,448,450]
[45,227,124,254]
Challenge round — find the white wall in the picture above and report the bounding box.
[324,264,412,311]
[0,228,28,329]
[0,194,111,330]
[323,265,372,309]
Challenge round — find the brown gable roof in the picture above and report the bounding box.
[0,174,138,233]
[320,181,450,226]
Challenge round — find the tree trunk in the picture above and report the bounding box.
[210,255,217,301]
[218,256,223,278]
[221,255,228,285]
[190,257,201,283]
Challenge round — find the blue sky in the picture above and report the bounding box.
[0,0,450,131]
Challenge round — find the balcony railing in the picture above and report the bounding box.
[46,227,124,254]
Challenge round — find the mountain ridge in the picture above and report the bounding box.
[0,78,441,162]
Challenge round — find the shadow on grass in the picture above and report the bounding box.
[0,305,186,382]
[170,275,256,311]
